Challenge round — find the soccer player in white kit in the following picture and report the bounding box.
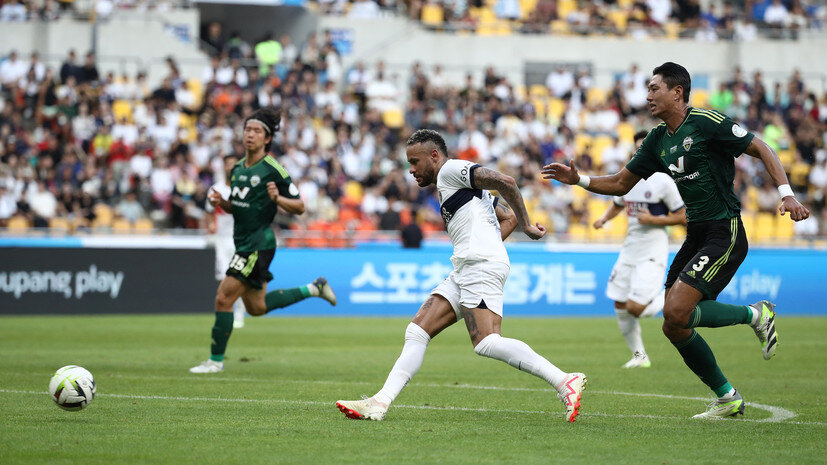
[206,154,247,329]
[593,131,686,368]
[336,129,587,423]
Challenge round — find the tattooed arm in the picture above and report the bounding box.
[473,167,546,240]
[494,199,518,241]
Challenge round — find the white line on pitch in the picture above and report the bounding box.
[1,388,822,426]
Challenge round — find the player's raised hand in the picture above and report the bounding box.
[525,223,547,240]
[779,196,810,221]
[207,187,222,207]
[541,160,580,185]
[266,181,279,203]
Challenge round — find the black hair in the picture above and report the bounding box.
[406,129,448,158]
[244,106,281,152]
[652,62,691,103]
[633,130,649,143]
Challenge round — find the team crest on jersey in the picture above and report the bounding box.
[250,175,261,187]
[732,124,748,137]
[645,191,652,199]
[682,137,693,151]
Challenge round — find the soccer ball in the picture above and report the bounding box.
[48,365,96,411]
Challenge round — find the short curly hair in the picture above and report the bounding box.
[244,106,282,152]
[406,129,448,158]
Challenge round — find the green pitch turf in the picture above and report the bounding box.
[1,315,825,465]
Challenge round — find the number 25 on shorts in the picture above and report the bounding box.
[692,255,709,272]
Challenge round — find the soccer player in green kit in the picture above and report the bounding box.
[542,62,810,418]
[190,107,337,374]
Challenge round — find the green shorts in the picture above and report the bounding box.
[226,249,275,290]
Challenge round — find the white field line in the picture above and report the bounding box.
[2,387,823,426]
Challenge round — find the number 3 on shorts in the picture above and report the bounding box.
[692,255,709,272]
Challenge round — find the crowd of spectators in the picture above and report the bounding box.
[310,0,826,40]
[1,26,826,242]
[0,0,177,22]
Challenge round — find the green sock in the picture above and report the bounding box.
[265,286,311,311]
[684,300,753,328]
[672,330,730,396]
[210,312,234,362]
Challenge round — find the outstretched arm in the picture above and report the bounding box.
[743,138,809,221]
[593,202,624,229]
[637,206,687,226]
[541,161,641,196]
[494,199,518,241]
[473,167,546,240]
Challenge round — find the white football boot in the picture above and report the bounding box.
[313,277,338,306]
[557,372,587,423]
[692,390,745,419]
[189,359,224,374]
[336,396,388,421]
[749,300,778,360]
[622,351,652,368]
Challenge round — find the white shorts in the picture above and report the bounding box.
[606,259,665,305]
[431,260,509,320]
[214,236,235,281]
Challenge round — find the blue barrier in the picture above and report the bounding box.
[268,245,827,317]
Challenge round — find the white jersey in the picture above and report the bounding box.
[614,172,683,264]
[437,159,509,267]
[206,183,234,239]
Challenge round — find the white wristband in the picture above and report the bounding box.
[777,184,794,199]
[576,175,591,189]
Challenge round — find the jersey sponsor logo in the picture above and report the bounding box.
[232,186,251,199]
[668,156,686,174]
[288,183,299,196]
[732,124,748,137]
[238,175,248,182]
[250,175,261,187]
[674,171,700,183]
[682,137,693,151]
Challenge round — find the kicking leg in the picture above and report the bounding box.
[190,276,247,373]
[243,278,337,317]
[336,294,457,421]
[463,306,586,423]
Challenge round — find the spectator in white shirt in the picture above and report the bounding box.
[646,0,671,24]
[0,0,27,22]
[545,66,575,99]
[0,51,29,88]
[764,0,789,26]
[349,0,380,18]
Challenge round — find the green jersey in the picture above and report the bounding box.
[625,107,755,223]
[229,154,299,252]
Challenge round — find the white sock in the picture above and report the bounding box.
[232,299,245,322]
[640,290,665,318]
[473,333,567,389]
[616,309,646,357]
[373,323,430,406]
[749,306,761,327]
[306,282,320,297]
[721,387,737,400]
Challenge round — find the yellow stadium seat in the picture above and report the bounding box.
[586,87,607,105]
[669,225,687,241]
[112,100,133,123]
[547,98,565,119]
[776,217,794,239]
[381,108,405,129]
[557,0,576,19]
[187,78,204,107]
[421,3,444,26]
[343,180,364,203]
[93,204,114,228]
[568,223,588,241]
[550,19,570,35]
[663,21,681,40]
[134,218,153,233]
[519,0,538,18]
[740,213,756,241]
[514,85,527,101]
[690,89,709,109]
[49,217,70,233]
[7,215,29,232]
[607,9,628,31]
[112,218,132,234]
[574,133,593,154]
[588,198,609,220]
[529,84,549,98]
[777,148,794,168]
[755,213,775,243]
[531,98,546,117]
[617,0,633,8]
[743,186,759,212]
[616,122,635,144]
[591,135,614,167]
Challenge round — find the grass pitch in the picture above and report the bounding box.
[1,315,825,465]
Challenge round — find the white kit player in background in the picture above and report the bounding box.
[593,131,686,368]
[206,154,246,329]
[336,129,587,424]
